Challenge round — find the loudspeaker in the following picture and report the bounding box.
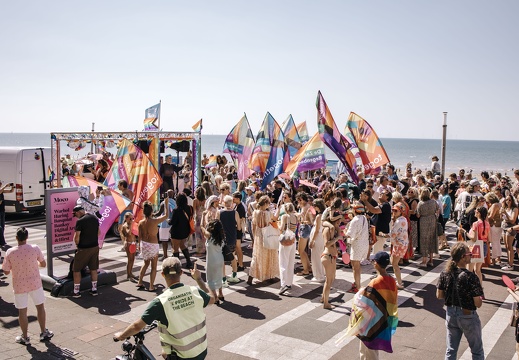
[137,140,149,153]
[170,140,190,152]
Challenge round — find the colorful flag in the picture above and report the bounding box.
[205,155,218,169]
[250,112,289,190]
[144,103,160,131]
[346,112,390,175]
[284,132,326,178]
[47,166,55,182]
[316,91,359,183]
[104,139,162,234]
[191,119,203,132]
[296,121,310,144]
[223,114,256,180]
[63,176,131,245]
[281,114,302,159]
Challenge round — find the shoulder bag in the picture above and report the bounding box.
[261,211,280,249]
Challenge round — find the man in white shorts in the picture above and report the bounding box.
[2,227,53,345]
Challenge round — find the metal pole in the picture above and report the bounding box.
[91,122,95,154]
[441,112,447,181]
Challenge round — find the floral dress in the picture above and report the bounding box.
[249,209,279,281]
[390,216,409,258]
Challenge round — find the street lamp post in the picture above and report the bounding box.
[441,112,447,181]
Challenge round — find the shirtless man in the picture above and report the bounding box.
[136,201,168,291]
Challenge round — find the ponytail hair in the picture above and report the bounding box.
[445,242,468,273]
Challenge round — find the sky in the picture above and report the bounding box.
[1,1,518,141]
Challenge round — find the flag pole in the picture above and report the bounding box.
[441,112,447,181]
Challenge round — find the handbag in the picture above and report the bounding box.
[222,244,234,262]
[437,221,444,236]
[279,228,296,246]
[468,239,484,264]
[502,219,517,237]
[184,210,195,235]
[262,224,281,249]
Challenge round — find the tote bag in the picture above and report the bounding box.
[468,238,484,264]
[262,225,281,249]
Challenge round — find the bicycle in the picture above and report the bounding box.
[114,321,158,360]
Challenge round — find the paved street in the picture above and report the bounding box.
[1,213,518,359]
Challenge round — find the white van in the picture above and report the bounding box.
[0,147,52,213]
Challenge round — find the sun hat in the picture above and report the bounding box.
[205,195,219,210]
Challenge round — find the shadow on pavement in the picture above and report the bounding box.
[399,283,445,319]
[217,301,265,320]
[67,285,148,316]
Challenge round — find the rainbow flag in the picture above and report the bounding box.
[63,176,131,245]
[284,132,325,178]
[192,119,202,132]
[281,114,302,159]
[296,121,310,144]
[250,112,289,190]
[344,276,398,353]
[47,166,55,182]
[346,112,390,175]
[104,139,162,234]
[223,114,255,180]
[144,103,160,131]
[316,91,358,183]
[205,155,218,169]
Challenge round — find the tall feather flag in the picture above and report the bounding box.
[281,114,302,159]
[316,91,359,183]
[192,119,202,132]
[205,155,218,169]
[104,139,163,234]
[144,103,160,131]
[346,112,390,175]
[284,132,326,178]
[63,176,131,246]
[249,112,290,190]
[223,114,256,180]
[296,121,310,145]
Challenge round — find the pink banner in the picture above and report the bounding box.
[48,190,79,254]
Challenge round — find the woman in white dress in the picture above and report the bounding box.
[309,199,326,282]
[345,201,369,293]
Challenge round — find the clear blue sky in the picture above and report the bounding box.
[1,1,517,141]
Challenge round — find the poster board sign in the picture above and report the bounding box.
[45,187,79,277]
[326,159,339,178]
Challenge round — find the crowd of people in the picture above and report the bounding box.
[5,149,519,359]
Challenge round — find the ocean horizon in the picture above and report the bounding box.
[1,133,517,177]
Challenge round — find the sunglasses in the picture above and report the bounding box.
[367,186,373,188]
[464,253,473,257]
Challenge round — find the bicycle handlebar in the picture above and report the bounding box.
[113,321,158,342]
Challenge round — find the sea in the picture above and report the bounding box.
[0,133,517,177]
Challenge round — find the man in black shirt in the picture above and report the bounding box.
[72,205,100,298]
[437,242,484,360]
[361,189,392,255]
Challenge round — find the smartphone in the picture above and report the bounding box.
[97,186,103,191]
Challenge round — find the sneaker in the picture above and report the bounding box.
[347,286,358,294]
[15,335,30,345]
[237,266,245,272]
[72,292,81,298]
[502,265,514,270]
[89,289,98,296]
[222,280,229,288]
[360,259,371,266]
[40,329,54,342]
[279,285,291,295]
[227,276,240,283]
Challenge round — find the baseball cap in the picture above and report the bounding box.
[162,257,182,275]
[469,179,480,186]
[370,251,390,268]
[73,205,84,213]
[245,186,255,192]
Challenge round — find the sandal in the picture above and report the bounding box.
[136,284,145,289]
[396,283,405,290]
[296,272,310,276]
